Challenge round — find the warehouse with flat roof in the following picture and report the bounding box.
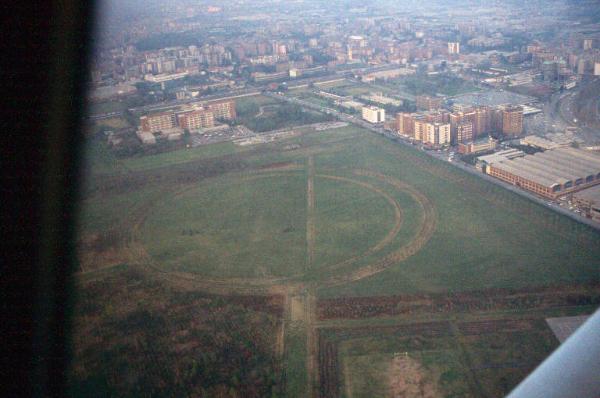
[486,147,600,198]
[571,184,600,222]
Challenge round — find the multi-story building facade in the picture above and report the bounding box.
[413,118,428,141]
[140,99,236,134]
[458,137,498,154]
[456,121,474,144]
[424,122,451,145]
[362,106,385,123]
[502,106,524,137]
[423,110,450,124]
[448,42,460,55]
[416,95,443,111]
[140,112,177,132]
[176,108,215,130]
[472,106,491,138]
[206,99,237,120]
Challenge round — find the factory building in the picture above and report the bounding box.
[486,147,600,198]
[571,185,600,222]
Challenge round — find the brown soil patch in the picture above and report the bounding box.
[388,355,440,398]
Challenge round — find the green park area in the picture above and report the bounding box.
[80,123,600,295]
[74,119,600,398]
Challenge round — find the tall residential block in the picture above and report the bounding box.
[176,108,215,130]
[502,106,524,137]
[456,121,474,144]
[416,95,443,111]
[207,99,236,120]
[413,118,428,141]
[362,106,385,123]
[448,42,460,55]
[140,112,177,132]
[425,123,451,145]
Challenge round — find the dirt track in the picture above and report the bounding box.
[79,164,439,398]
[80,164,436,298]
[316,174,404,273]
[323,170,437,287]
[307,156,316,268]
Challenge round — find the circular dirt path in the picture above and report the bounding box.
[126,167,436,294]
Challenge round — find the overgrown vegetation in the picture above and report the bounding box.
[403,74,480,96]
[69,267,283,398]
[238,103,334,132]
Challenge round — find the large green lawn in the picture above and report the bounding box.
[311,132,600,297]
[141,174,308,278]
[313,176,398,269]
[80,124,600,294]
[138,166,418,280]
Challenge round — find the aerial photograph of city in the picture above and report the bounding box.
[70,0,600,396]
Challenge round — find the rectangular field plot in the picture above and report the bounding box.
[460,323,558,397]
[319,317,560,398]
[341,350,471,398]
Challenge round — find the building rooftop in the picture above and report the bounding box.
[573,184,600,203]
[493,147,600,188]
[521,135,564,150]
[477,148,525,164]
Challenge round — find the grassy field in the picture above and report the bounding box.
[141,174,308,278]
[76,119,600,397]
[311,131,600,297]
[80,124,600,293]
[236,94,282,108]
[315,80,355,90]
[313,176,399,269]
[92,117,131,130]
[123,141,245,171]
[283,324,309,397]
[331,317,558,398]
[87,100,131,115]
[138,168,414,279]
[341,347,469,398]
